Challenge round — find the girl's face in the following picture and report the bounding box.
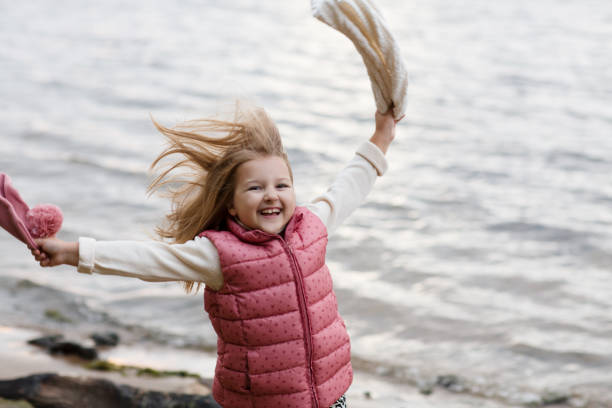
[229,155,296,235]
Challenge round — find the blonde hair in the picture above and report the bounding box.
[148,102,291,292]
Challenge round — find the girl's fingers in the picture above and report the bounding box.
[40,256,51,267]
[33,250,48,263]
[29,240,51,266]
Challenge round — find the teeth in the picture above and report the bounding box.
[261,209,280,215]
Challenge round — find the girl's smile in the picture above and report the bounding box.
[229,156,296,234]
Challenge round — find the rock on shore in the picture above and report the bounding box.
[0,373,220,408]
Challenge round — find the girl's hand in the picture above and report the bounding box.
[30,238,79,267]
[370,108,405,155]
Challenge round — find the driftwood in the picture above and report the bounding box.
[0,373,220,408]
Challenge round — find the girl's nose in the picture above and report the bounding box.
[264,187,279,201]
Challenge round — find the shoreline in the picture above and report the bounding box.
[0,326,211,396]
[0,326,530,408]
[0,276,581,408]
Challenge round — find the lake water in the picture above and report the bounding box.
[1,0,611,406]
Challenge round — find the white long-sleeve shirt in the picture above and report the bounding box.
[77,141,387,291]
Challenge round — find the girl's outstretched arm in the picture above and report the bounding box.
[30,238,79,267]
[30,235,224,290]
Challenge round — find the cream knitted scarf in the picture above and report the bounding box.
[312,0,408,120]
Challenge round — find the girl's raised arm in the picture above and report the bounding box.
[306,109,403,233]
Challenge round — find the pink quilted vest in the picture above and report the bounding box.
[199,207,353,408]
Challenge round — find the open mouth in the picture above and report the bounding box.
[260,208,281,216]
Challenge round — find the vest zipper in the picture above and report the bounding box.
[280,238,319,407]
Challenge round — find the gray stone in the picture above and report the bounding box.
[0,373,221,408]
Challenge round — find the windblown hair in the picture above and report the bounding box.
[148,102,290,291]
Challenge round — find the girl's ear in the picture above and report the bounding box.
[228,204,237,217]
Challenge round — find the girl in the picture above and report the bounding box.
[31,102,402,408]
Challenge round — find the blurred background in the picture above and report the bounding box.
[1,0,611,406]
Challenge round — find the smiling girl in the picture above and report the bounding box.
[31,102,402,408]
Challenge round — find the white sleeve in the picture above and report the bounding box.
[305,141,387,234]
[77,235,224,290]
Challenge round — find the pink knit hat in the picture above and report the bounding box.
[0,173,63,249]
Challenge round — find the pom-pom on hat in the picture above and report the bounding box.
[26,204,63,239]
[0,173,63,249]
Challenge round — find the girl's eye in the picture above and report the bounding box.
[248,186,261,191]
[277,184,290,189]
